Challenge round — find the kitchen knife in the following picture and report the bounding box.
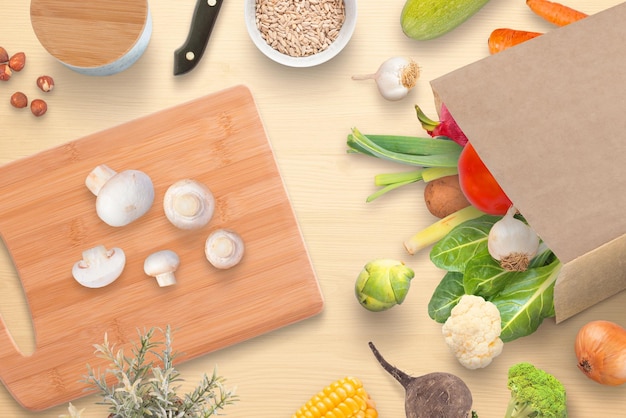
[174,0,224,75]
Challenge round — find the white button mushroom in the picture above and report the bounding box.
[72,245,126,288]
[163,179,215,230]
[144,250,181,287]
[85,164,155,227]
[205,229,245,269]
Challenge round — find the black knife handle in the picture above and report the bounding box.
[174,0,224,75]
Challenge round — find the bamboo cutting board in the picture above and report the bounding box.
[0,85,323,411]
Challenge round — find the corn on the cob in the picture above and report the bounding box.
[292,376,378,418]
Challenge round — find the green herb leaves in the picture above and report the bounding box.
[428,215,561,342]
[82,326,238,417]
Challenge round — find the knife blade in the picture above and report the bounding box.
[174,0,224,76]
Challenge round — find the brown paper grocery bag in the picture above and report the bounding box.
[430,2,626,322]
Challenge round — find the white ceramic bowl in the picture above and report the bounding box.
[244,0,357,68]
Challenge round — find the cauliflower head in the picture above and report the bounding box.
[442,294,504,369]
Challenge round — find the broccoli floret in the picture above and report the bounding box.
[504,362,567,418]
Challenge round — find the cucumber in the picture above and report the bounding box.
[401,0,491,40]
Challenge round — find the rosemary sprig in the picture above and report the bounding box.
[61,326,238,418]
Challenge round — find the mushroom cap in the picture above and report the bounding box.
[96,169,155,227]
[163,179,215,230]
[205,229,245,269]
[144,250,180,287]
[72,245,126,288]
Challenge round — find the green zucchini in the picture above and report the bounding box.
[401,0,491,40]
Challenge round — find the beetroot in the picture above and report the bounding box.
[369,341,475,418]
[415,103,468,147]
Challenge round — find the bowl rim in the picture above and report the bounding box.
[244,0,357,68]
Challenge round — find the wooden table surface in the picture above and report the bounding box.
[1,1,624,416]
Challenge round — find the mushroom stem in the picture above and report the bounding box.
[211,235,236,258]
[173,193,202,217]
[79,245,112,266]
[86,164,117,196]
[155,272,177,287]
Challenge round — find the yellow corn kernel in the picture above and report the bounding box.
[292,377,378,418]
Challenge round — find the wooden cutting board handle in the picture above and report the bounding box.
[30,0,151,75]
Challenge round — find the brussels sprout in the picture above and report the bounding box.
[355,259,415,311]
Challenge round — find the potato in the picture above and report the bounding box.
[424,174,470,218]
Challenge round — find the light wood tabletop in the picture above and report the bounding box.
[1,0,625,416]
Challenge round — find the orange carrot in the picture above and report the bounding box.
[526,0,588,26]
[487,28,543,54]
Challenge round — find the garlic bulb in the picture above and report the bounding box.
[488,206,540,271]
[351,57,420,101]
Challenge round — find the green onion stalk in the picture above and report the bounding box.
[347,127,463,202]
[347,127,484,255]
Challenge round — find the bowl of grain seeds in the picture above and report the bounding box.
[245,0,357,67]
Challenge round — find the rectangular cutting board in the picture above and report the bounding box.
[0,85,324,411]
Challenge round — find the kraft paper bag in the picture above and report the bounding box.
[430,2,626,322]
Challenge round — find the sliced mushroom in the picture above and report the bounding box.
[85,164,155,227]
[144,250,180,287]
[72,245,126,288]
[163,179,215,230]
[205,229,245,269]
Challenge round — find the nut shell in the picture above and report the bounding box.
[0,47,8,63]
[30,99,48,117]
[36,75,54,92]
[0,64,12,81]
[8,52,25,71]
[10,92,28,108]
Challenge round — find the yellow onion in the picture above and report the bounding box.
[575,320,626,385]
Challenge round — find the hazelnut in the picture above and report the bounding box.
[10,92,28,109]
[8,52,25,72]
[0,47,8,63]
[0,63,12,81]
[36,75,54,92]
[30,99,47,117]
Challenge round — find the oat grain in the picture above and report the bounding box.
[255,0,345,57]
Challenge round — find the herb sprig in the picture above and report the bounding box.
[60,326,238,418]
